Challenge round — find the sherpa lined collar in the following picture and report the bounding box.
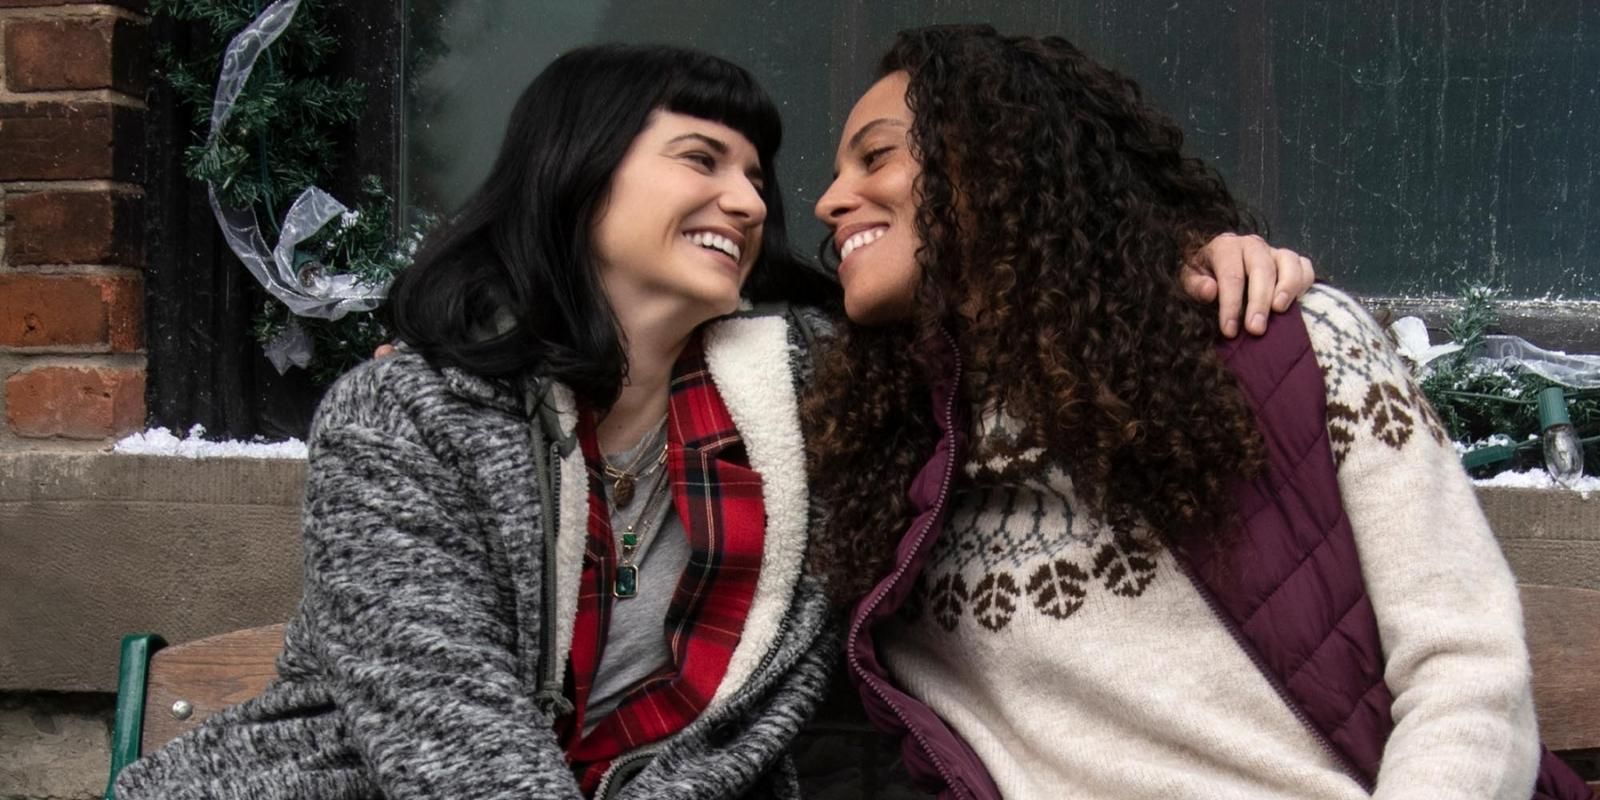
[535,313,813,723]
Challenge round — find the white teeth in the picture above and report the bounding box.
[839,226,887,261]
[685,231,741,262]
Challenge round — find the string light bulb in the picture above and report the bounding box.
[1537,387,1585,483]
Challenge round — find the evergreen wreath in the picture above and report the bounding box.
[152,0,423,383]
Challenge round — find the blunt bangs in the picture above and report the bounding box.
[657,54,784,163]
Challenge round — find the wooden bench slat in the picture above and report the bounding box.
[1521,584,1600,755]
[128,585,1599,787]
[139,623,286,754]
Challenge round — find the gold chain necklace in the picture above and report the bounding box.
[595,416,668,505]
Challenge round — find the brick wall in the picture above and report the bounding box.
[0,0,147,448]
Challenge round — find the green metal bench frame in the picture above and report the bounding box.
[103,633,165,800]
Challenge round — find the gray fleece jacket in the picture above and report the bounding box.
[113,309,839,800]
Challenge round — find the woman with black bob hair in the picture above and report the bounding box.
[115,43,840,800]
[389,43,837,396]
[114,40,1313,800]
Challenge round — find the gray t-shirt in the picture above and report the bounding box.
[584,428,691,730]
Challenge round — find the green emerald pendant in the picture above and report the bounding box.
[613,565,638,598]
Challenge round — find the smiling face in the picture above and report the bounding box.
[593,110,767,324]
[815,71,923,325]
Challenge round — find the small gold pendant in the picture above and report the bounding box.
[613,476,635,506]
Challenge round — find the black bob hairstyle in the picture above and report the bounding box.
[389,43,836,408]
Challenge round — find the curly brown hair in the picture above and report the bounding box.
[803,25,1268,605]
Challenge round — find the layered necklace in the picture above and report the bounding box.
[596,419,667,506]
[592,417,672,599]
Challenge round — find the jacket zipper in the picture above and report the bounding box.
[526,386,573,719]
[537,441,572,717]
[594,743,661,800]
[746,598,795,692]
[1167,551,1373,792]
[845,331,969,800]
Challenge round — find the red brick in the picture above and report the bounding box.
[4,17,146,94]
[5,365,145,439]
[0,273,143,351]
[4,190,143,266]
[0,101,143,182]
[0,1,145,9]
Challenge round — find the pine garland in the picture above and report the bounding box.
[1416,286,1600,476]
[153,0,419,381]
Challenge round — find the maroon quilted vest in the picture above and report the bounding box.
[1175,305,1594,800]
[851,309,1593,799]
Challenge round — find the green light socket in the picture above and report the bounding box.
[1537,387,1572,430]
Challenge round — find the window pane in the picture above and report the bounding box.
[403,0,1600,300]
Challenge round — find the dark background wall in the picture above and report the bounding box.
[404,0,1600,300]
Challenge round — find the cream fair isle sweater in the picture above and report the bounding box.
[880,286,1539,800]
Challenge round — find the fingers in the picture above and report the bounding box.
[374,343,397,360]
[1212,238,1248,339]
[1270,249,1297,313]
[1270,252,1317,312]
[1179,266,1220,304]
[1197,232,1319,338]
[1243,239,1278,336]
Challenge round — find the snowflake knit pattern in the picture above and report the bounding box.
[880,284,1537,800]
[903,285,1448,634]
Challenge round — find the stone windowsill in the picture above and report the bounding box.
[2,450,1596,693]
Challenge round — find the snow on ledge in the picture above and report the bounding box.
[1472,468,1599,495]
[108,426,1596,494]
[113,425,307,460]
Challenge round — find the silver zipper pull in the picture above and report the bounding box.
[534,687,574,719]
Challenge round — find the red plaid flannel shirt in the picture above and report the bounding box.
[560,335,766,793]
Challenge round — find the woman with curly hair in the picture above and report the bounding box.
[807,24,1592,800]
